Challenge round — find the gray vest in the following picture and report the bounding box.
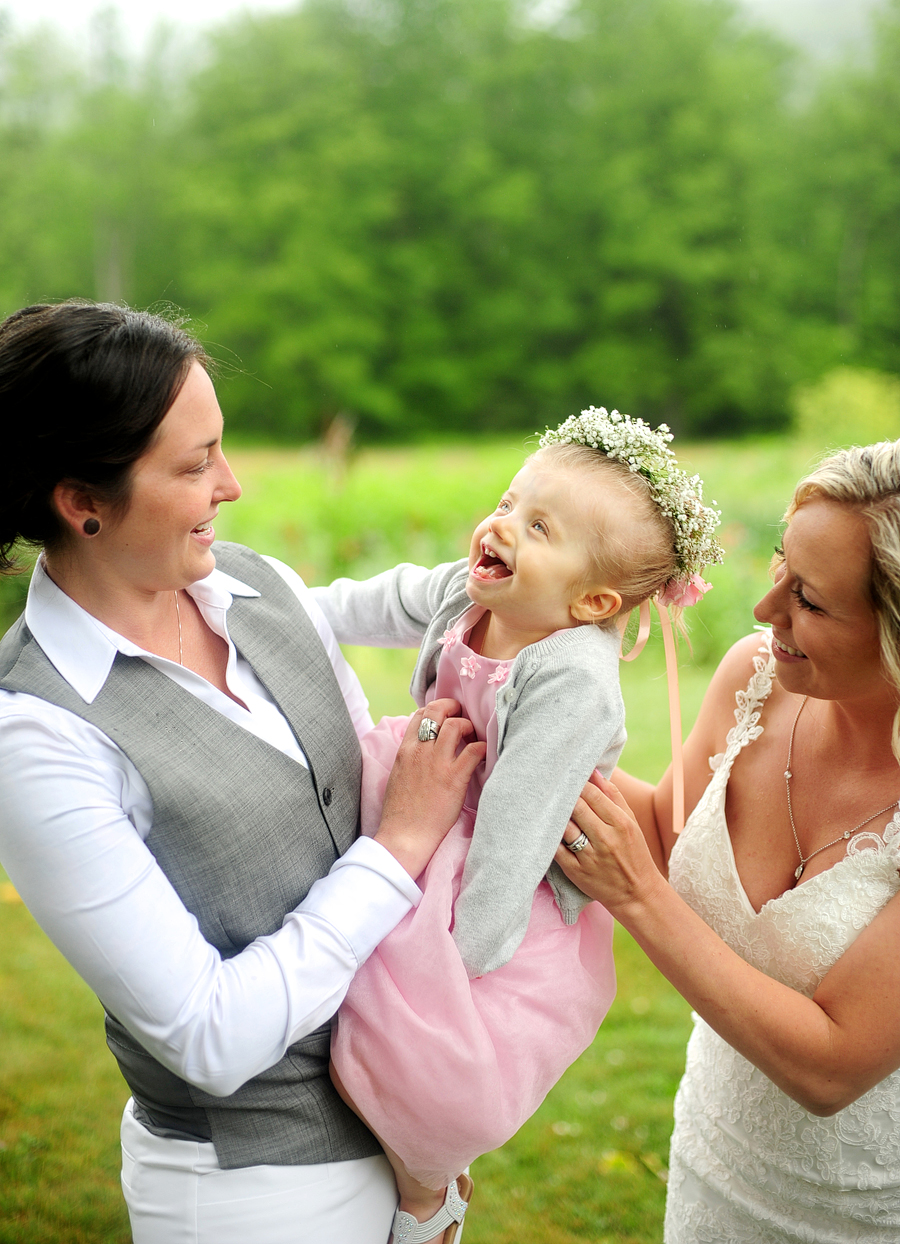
[0,543,380,1169]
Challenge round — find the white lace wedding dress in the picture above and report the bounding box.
[665,632,900,1242]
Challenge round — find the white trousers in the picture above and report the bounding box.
[120,1098,398,1244]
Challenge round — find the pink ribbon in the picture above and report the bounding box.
[655,599,685,837]
[618,598,685,837]
[619,599,652,663]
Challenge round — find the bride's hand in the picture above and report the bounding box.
[374,699,486,880]
[554,772,667,916]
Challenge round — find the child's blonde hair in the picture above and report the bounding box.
[532,444,678,614]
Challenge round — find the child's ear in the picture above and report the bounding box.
[570,587,622,623]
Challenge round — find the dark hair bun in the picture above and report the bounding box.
[0,301,207,572]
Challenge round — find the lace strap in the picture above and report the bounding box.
[708,629,775,784]
[849,807,900,861]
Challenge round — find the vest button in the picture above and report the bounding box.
[322,787,333,807]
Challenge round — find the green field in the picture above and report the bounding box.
[0,434,813,1242]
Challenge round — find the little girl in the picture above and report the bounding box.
[313,408,722,1243]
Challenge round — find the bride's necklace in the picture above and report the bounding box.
[784,696,896,881]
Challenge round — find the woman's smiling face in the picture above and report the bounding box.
[753,498,887,704]
[95,362,242,594]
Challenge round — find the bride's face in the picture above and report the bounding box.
[753,498,887,705]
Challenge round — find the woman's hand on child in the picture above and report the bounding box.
[555,772,667,917]
[374,699,487,880]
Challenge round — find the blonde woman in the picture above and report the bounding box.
[558,441,900,1242]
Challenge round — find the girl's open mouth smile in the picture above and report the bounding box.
[472,544,513,581]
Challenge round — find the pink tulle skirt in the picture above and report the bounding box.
[330,716,617,1189]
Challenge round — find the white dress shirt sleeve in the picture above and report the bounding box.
[0,557,415,1096]
[0,700,416,1095]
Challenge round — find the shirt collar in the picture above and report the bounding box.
[25,558,260,704]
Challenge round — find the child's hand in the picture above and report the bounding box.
[373,699,487,880]
[553,772,667,916]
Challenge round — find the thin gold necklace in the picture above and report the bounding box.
[784,696,897,881]
[173,590,184,666]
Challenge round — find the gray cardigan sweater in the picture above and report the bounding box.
[313,559,626,976]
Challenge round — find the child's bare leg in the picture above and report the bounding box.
[379,1140,451,1241]
[330,1061,462,1242]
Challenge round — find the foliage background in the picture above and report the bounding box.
[1,0,900,443]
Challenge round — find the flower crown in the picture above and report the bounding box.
[538,406,724,606]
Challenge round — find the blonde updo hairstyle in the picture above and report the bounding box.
[531,443,678,616]
[786,440,900,760]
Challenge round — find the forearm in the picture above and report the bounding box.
[310,561,464,648]
[7,826,417,1097]
[0,717,419,1096]
[611,875,869,1114]
[152,843,417,1094]
[558,775,900,1115]
[610,767,666,871]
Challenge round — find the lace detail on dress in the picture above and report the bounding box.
[848,810,900,862]
[707,630,774,782]
[666,629,900,1242]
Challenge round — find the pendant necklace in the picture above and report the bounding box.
[784,696,896,881]
[173,590,184,666]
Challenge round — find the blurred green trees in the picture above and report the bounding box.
[792,368,900,448]
[1,0,899,440]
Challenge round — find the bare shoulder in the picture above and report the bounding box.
[701,632,772,722]
[655,632,774,858]
[684,633,772,790]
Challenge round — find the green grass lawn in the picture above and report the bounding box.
[0,433,811,1241]
[0,890,691,1244]
[0,896,129,1244]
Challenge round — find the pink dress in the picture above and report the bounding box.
[330,606,616,1189]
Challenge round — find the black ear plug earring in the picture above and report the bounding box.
[83,518,100,536]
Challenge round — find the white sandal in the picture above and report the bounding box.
[390,1174,474,1244]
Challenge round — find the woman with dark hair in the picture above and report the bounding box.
[556,442,900,1241]
[0,300,485,1244]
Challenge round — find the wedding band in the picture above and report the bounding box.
[417,717,439,742]
[566,831,589,853]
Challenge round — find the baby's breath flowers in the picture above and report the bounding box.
[539,406,724,601]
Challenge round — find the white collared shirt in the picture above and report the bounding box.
[0,557,419,1097]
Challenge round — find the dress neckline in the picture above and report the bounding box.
[720,795,900,918]
[704,630,900,918]
[452,602,574,665]
[453,605,512,667]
